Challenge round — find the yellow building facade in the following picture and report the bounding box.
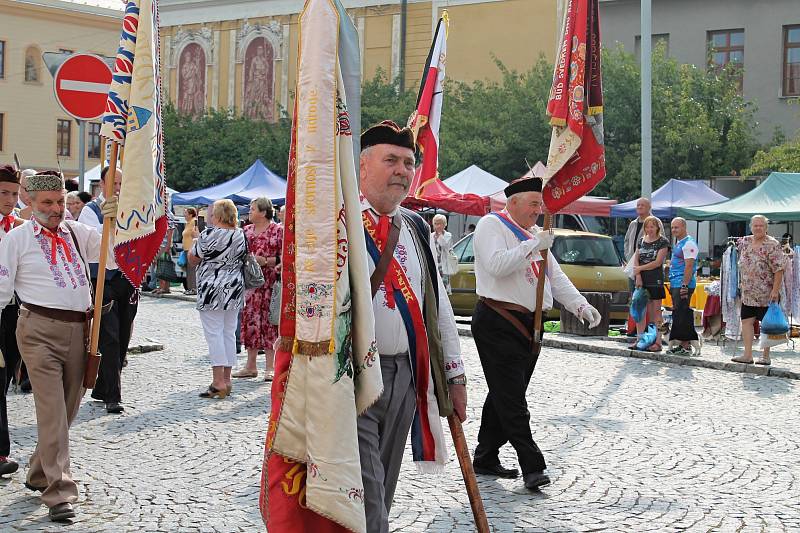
[0,0,123,176]
[158,0,557,120]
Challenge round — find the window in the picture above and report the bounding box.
[708,29,744,87]
[0,113,4,152]
[784,25,800,97]
[0,41,5,79]
[551,236,622,267]
[57,119,71,157]
[24,47,40,82]
[452,234,474,263]
[88,122,101,158]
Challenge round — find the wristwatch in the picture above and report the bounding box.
[681,284,688,289]
[447,375,467,386]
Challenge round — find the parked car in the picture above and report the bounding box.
[448,228,630,320]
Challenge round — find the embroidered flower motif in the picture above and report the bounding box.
[0,265,8,278]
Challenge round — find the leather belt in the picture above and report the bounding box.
[21,303,90,323]
[478,297,532,341]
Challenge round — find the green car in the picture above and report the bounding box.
[448,228,630,320]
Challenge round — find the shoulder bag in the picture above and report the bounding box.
[242,232,266,290]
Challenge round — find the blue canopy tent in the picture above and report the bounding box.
[171,159,287,206]
[610,179,728,219]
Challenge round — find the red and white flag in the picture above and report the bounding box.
[544,0,605,213]
[408,13,448,198]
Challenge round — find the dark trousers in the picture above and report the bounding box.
[472,300,547,474]
[669,287,698,342]
[0,302,21,456]
[91,274,138,403]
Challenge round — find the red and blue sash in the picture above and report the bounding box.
[362,211,437,463]
[490,212,542,277]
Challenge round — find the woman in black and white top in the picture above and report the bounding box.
[631,215,669,351]
[188,199,247,399]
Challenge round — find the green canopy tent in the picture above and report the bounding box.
[678,172,800,222]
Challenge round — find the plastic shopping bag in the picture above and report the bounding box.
[759,333,788,350]
[630,287,649,323]
[761,302,789,335]
[636,323,658,350]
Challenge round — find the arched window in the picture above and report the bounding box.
[25,47,40,82]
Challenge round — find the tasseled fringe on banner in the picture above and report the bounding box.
[588,105,603,115]
[549,117,567,127]
[415,462,445,475]
[278,337,335,357]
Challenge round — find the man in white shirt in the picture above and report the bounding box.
[357,121,467,533]
[0,171,117,522]
[77,166,135,414]
[471,177,601,491]
[0,164,24,478]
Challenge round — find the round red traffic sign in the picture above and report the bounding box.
[53,54,112,121]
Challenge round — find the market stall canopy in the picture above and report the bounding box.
[489,191,617,216]
[171,159,287,206]
[402,166,488,216]
[678,172,800,222]
[518,160,547,179]
[611,179,728,219]
[442,165,508,196]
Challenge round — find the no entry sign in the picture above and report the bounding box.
[53,54,112,121]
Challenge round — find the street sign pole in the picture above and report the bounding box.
[641,0,652,198]
[77,120,86,191]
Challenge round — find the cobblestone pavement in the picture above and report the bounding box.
[1,298,798,532]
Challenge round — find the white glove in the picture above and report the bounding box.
[579,305,602,329]
[532,231,554,252]
[100,195,119,220]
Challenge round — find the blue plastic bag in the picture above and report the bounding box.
[636,323,658,350]
[761,302,789,335]
[177,250,188,268]
[630,287,649,323]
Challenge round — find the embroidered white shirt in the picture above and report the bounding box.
[77,195,118,270]
[473,211,588,315]
[0,219,100,312]
[361,198,464,378]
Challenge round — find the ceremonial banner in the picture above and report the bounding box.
[408,13,448,198]
[544,0,605,213]
[261,1,382,532]
[100,0,168,287]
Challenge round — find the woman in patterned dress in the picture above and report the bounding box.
[731,215,788,366]
[233,197,282,381]
[188,199,247,398]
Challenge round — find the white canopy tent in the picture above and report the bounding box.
[442,165,508,196]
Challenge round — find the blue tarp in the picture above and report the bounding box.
[171,159,287,206]
[610,179,728,219]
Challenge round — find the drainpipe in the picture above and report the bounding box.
[400,0,408,92]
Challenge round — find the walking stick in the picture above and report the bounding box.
[532,213,553,357]
[447,414,490,533]
[84,142,119,389]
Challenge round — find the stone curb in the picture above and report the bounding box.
[140,291,196,303]
[456,327,800,380]
[128,342,164,354]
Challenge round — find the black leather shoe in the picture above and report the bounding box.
[24,481,44,492]
[106,402,124,414]
[49,502,76,522]
[523,471,551,490]
[473,462,519,479]
[0,457,19,476]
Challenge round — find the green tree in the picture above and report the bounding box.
[743,136,800,176]
[163,103,291,193]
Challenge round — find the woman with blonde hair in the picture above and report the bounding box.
[188,199,247,398]
[431,213,455,294]
[181,207,199,295]
[631,215,669,351]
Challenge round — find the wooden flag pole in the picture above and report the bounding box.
[84,142,118,389]
[532,213,553,356]
[447,414,490,533]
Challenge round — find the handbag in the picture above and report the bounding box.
[442,249,459,276]
[268,280,281,325]
[156,251,180,283]
[177,250,188,268]
[242,237,266,290]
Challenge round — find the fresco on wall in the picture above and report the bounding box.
[178,43,205,115]
[243,37,274,121]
